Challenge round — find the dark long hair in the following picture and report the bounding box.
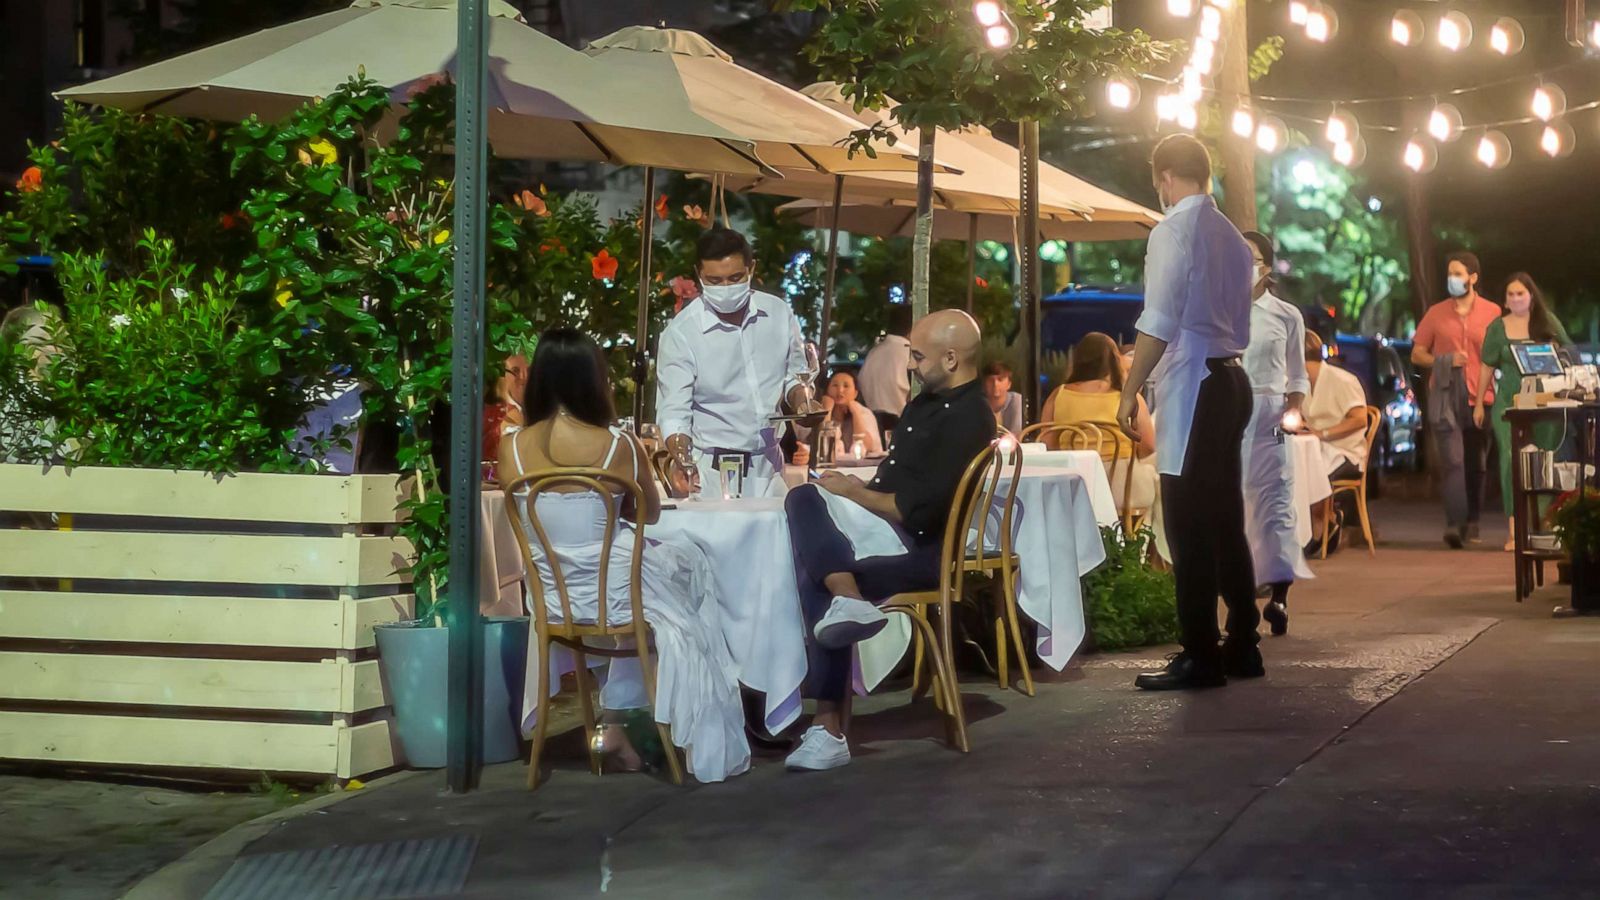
[1503,272,1559,344]
[1064,332,1125,390]
[523,328,616,428]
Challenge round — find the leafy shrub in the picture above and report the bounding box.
[1551,487,1600,558]
[1080,525,1179,652]
[19,232,314,473]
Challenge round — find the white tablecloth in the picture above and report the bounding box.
[856,466,1108,689]
[480,490,527,618]
[1007,450,1120,528]
[1287,434,1335,546]
[650,499,810,733]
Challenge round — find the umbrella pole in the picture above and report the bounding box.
[633,166,657,426]
[446,0,489,795]
[965,212,978,313]
[1019,120,1043,420]
[818,174,844,355]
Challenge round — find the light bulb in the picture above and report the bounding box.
[1200,5,1222,42]
[1532,85,1566,122]
[1590,20,1600,49]
[1155,93,1181,122]
[1325,109,1358,146]
[1333,137,1367,168]
[1541,121,1575,159]
[1177,105,1199,131]
[1180,66,1203,103]
[1231,107,1256,139]
[1438,12,1472,51]
[1256,117,1286,153]
[1105,77,1140,111]
[1390,10,1422,46]
[1476,130,1511,169]
[1288,0,1309,26]
[1306,5,1336,42]
[1167,0,1195,17]
[973,0,1002,27]
[1490,18,1525,56]
[1403,136,1438,174]
[1191,37,1216,74]
[985,22,1017,49]
[1427,103,1463,143]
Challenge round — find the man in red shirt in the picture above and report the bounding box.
[1411,251,1501,548]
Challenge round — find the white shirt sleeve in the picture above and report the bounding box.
[1285,308,1311,397]
[654,322,695,439]
[1135,223,1185,343]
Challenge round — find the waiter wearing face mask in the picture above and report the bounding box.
[1239,231,1313,636]
[657,227,820,498]
[1119,135,1258,691]
[1411,251,1500,548]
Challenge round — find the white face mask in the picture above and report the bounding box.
[1446,275,1469,298]
[700,281,752,314]
[1253,264,1267,283]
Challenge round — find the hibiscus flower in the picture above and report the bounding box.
[974,276,989,289]
[655,194,669,220]
[513,189,548,216]
[15,166,43,193]
[591,249,619,281]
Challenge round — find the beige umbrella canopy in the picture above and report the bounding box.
[55,0,768,175]
[582,27,933,177]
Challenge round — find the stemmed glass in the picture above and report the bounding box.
[797,341,822,407]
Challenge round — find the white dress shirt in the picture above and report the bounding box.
[857,334,912,415]
[1243,291,1311,398]
[1134,193,1254,477]
[1306,363,1369,472]
[655,290,807,455]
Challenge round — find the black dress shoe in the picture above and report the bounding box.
[1444,529,1464,550]
[1262,600,1289,636]
[1222,644,1266,679]
[1134,652,1227,691]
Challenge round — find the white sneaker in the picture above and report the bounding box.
[813,596,888,649]
[784,725,851,771]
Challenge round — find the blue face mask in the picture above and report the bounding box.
[1447,275,1469,298]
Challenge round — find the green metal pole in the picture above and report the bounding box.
[1019,120,1043,419]
[446,0,488,794]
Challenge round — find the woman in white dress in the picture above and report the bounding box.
[499,329,749,783]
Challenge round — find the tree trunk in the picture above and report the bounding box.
[911,129,936,322]
[1215,0,1257,230]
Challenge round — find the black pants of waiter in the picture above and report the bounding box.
[784,484,941,702]
[1162,358,1258,666]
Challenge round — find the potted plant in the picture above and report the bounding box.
[1549,487,1600,609]
[1080,526,1180,652]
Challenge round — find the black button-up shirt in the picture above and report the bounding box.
[867,377,996,544]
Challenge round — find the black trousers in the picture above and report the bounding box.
[784,484,941,701]
[1463,418,1488,527]
[1161,359,1258,665]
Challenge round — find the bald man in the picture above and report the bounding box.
[782,310,994,771]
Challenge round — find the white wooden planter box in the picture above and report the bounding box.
[0,463,414,781]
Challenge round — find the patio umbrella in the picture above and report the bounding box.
[582,27,953,399]
[56,0,771,176]
[717,82,1157,350]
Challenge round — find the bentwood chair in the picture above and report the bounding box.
[1320,406,1383,559]
[1019,421,1101,452]
[503,468,685,791]
[897,438,1027,738]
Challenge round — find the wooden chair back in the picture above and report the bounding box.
[1083,418,1141,532]
[1019,421,1102,453]
[502,468,647,641]
[946,438,1025,600]
[1343,405,1384,486]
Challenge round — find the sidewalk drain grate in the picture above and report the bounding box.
[204,833,478,900]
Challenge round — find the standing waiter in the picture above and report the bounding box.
[1118,135,1259,690]
[1240,230,1314,636]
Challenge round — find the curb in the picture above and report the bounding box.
[122,770,426,900]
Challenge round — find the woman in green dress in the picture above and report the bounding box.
[1472,272,1572,550]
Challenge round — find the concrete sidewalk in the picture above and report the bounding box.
[148,500,1600,899]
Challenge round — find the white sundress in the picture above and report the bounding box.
[512,427,750,783]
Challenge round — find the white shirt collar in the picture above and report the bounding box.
[1167,193,1212,216]
[696,292,771,334]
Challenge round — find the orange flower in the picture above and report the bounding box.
[683,204,711,228]
[974,276,989,289]
[654,194,669,220]
[219,211,243,231]
[591,249,619,281]
[539,238,565,254]
[513,189,548,216]
[15,166,43,193]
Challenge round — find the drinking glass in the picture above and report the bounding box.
[796,341,822,406]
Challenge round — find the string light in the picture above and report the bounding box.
[1489,17,1525,56]
[1333,136,1368,168]
[1403,135,1439,174]
[1476,130,1512,169]
[1105,76,1141,111]
[1191,36,1217,75]
[1180,66,1204,103]
[1541,121,1576,159]
[1256,116,1287,153]
[985,21,1018,49]
[1155,93,1182,122]
[1428,103,1464,143]
[1231,104,1257,139]
[1532,84,1567,122]
[1590,21,1600,49]
[1166,0,1196,17]
[1177,104,1199,131]
[1288,0,1309,27]
[1390,10,1423,47]
[1305,3,1337,43]
[1438,11,1472,52]
[972,0,1002,27]
[1325,108,1358,146]
[1199,4,1223,42]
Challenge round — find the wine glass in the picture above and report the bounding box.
[797,341,822,406]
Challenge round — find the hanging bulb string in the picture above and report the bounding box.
[1264,98,1600,136]
[1134,58,1591,107]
